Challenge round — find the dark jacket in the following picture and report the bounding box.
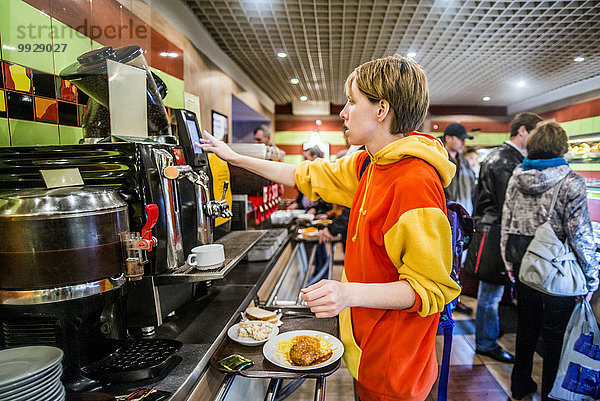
[501,164,599,292]
[474,142,524,225]
[328,207,350,245]
[468,141,524,283]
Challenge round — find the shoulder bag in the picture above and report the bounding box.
[518,177,588,296]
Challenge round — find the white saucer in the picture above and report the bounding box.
[0,346,63,388]
[227,322,279,346]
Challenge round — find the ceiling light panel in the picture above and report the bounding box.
[186,0,600,106]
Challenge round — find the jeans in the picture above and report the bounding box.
[475,280,505,351]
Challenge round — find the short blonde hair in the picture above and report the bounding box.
[345,55,429,136]
[526,122,569,159]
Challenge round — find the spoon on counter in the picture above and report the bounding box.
[272,308,315,318]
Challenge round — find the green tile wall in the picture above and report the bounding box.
[274,131,346,145]
[151,67,184,109]
[0,0,54,74]
[52,18,93,76]
[10,119,59,146]
[59,125,83,145]
[562,116,600,137]
[430,131,511,147]
[0,118,10,146]
[0,0,185,147]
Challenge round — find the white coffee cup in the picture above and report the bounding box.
[187,244,225,269]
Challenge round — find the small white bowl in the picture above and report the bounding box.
[295,213,315,224]
[187,244,225,270]
[227,321,279,346]
[270,210,292,225]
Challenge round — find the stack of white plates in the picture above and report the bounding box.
[0,346,65,401]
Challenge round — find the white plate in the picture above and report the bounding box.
[7,375,61,401]
[228,322,279,346]
[0,363,61,399]
[262,330,344,370]
[0,346,63,388]
[32,379,62,401]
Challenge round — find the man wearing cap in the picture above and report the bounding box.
[443,123,476,215]
[442,123,476,316]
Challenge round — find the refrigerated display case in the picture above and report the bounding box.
[566,133,600,230]
[567,133,600,321]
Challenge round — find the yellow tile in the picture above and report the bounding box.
[0,91,5,113]
[8,64,32,92]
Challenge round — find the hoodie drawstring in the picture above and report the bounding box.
[352,161,375,242]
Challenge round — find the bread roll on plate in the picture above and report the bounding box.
[245,306,278,323]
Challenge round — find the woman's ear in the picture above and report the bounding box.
[376,99,391,121]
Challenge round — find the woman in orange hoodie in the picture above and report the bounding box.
[200,55,460,401]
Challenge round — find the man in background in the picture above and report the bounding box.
[464,146,480,181]
[467,112,543,363]
[442,123,476,315]
[253,125,272,145]
[443,123,476,215]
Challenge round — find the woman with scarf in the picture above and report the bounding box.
[501,121,599,401]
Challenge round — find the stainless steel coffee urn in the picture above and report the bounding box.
[0,187,136,387]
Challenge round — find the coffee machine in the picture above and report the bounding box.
[0,184,158,388]
[0,46,235,387]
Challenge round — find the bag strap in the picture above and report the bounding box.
[547,176,567,221]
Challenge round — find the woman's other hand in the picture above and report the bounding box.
[577,291,594,302]
[300,280,348,318]
[506,270,516,284]
[199,130,240,163]
[319,227,334,243]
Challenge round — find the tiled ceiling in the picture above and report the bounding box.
[186,0,600,107]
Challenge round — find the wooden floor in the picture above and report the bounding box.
[282,246,545,401]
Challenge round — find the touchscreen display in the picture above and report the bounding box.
[185,118,203,154]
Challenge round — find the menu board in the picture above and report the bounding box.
[212,111,228,141]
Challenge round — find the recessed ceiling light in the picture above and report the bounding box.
[290,78,299,84]
[407,52,416,58]
[277,52,287,58]
[299,96,308,101]
[574,56,585,62]
[517,80,526,88]
[482,96,491,102]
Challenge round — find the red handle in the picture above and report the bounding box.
[141,204,159,240]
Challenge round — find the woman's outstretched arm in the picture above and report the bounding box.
[199,130,297,187]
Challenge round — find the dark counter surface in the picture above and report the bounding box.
[102,232,294,400]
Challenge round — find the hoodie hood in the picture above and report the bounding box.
[370,133,456,188]
[511,164,572,196]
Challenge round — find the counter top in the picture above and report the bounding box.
[102,230,293,400]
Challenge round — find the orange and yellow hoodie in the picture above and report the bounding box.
[295,133,461,401]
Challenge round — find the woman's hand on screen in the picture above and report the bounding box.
[199,130,240,162]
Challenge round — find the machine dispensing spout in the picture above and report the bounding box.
[120,204,159,281]
[209,181,233,219]
[162,165,232,244]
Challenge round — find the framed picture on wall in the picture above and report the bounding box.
[211,110,228,142]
